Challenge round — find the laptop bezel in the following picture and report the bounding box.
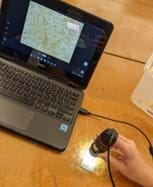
[0,0,114,89]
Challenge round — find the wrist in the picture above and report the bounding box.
[142,167,153,187]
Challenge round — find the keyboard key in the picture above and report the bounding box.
[48,108,56,115]
[0,87,33,106]
[34,102,41,109]
[0,61,80,122]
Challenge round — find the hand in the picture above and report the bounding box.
[101,134,153,187]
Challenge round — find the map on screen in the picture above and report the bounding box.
[20,1,84,63]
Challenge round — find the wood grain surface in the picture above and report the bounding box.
[65,0,153,62]
[0,0,153,187]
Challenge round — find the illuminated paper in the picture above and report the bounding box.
[80,149,97,173]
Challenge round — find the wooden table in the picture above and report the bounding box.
[66,0,153,63]
[0,0,153,187]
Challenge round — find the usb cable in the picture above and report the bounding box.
[79,107,153,158]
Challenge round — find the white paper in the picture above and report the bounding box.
[144,53,153,73]
[131,72,153,118]
[80,150,97,173]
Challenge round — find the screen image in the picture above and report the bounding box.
[0,0,112,87]
[21,1,84,63]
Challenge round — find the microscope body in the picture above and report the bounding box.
[89,128,118,157]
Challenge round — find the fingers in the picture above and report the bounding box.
[101,134,136,161]
[101,152,126,173]
[112,136,129,154]
[118,134,132,143]
[101,149,126,162]
[112,134,135,155]
[109,154,125,172]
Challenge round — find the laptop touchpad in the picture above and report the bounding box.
[0,97,34,130]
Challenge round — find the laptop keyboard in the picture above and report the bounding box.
[0,61,80,122]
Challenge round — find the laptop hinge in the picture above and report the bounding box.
[67,82,81,90]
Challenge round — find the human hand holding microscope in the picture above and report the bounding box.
[101,134,153,187]
[79,108,153,186]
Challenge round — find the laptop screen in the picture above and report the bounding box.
[0,0,113,88]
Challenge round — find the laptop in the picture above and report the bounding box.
[0,0,113,150]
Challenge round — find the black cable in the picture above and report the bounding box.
[107,146,116,187]
[79,107,153,158]
[107,135,116,187]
